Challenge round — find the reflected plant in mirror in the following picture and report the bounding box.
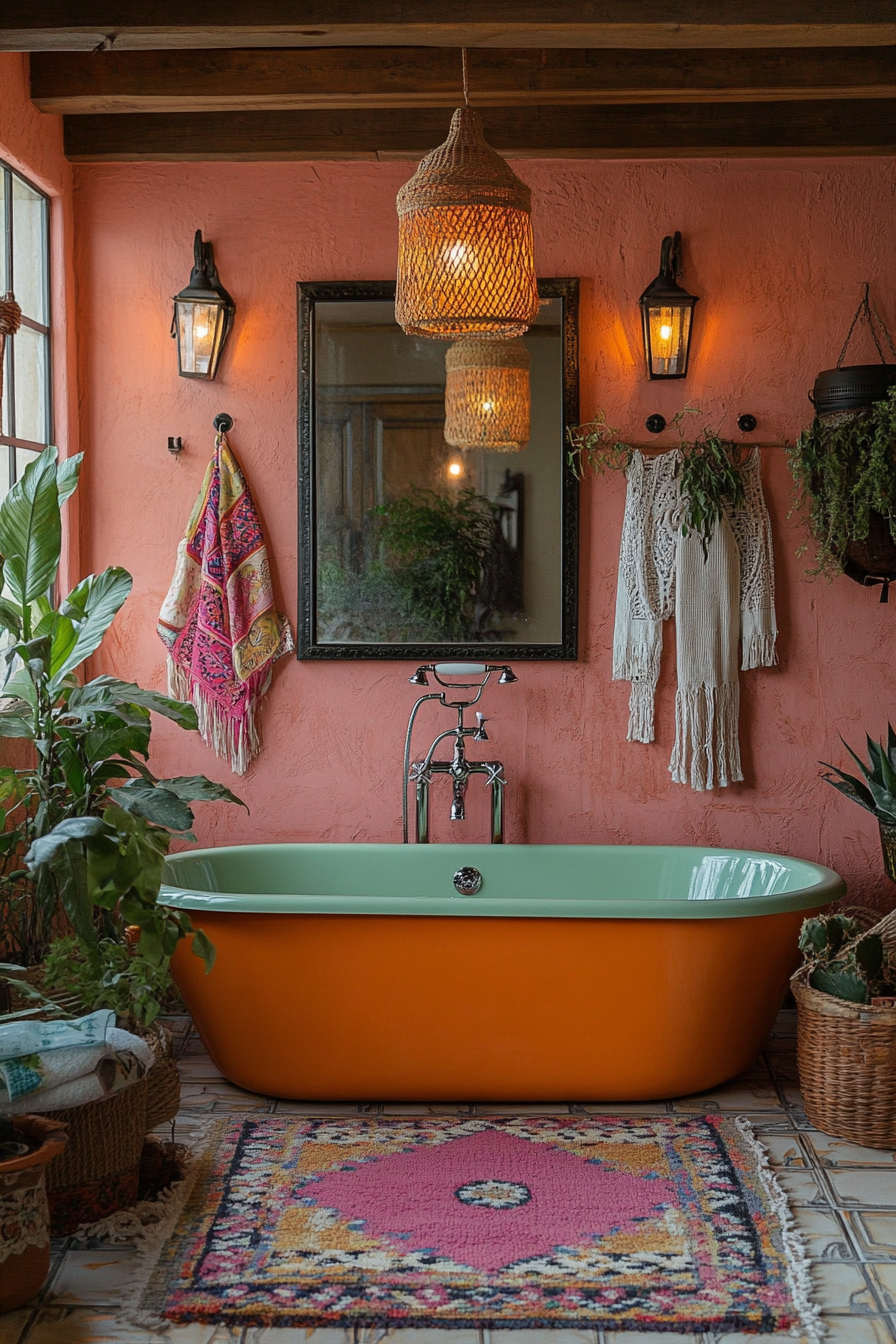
[298,280,579,659]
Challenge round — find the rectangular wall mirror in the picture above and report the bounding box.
[297,278,579,660]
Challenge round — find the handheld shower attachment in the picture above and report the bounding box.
[402,663,517,844]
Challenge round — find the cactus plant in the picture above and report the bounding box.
[798,913,896,1004]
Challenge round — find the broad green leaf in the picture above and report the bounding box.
[0,708,32,738]
[69,676,199,730]
[25,815,110,870]
[0,598,22,637]
[1,671,37,711]
[191,926,216,971]
[52,845,95,945]
[48,568,133,690]
[0,767,25,808]
[820,764,876,814]
[56,453,83,506]
[109,782,195,833]
[159,776,246,809]
[0,446,61,604]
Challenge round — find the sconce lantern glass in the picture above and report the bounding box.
[638,231,699,380]
[171,230,235,380]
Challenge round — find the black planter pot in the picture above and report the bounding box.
[810,363,896,416]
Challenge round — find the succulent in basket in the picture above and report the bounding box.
[820,725,896,883]
[798,913,896,1005]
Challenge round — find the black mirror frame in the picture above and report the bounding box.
[297,277,580,660]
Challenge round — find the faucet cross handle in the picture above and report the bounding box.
[474,713,489,742]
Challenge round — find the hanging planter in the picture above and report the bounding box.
[789,285,896,595]
[444,338,530,451]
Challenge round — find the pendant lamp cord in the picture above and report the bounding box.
[461,48,469,106]
[837,282,896,368]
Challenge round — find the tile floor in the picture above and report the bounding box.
[5,1010,896,1344]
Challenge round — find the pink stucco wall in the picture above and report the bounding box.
[57,151,896,910]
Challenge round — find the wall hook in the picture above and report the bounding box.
[645,414,666,434]
[167,436,183,454]
[213,413,233,434]
[737,414,757,433]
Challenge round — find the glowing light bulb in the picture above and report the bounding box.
[448,461,463,478]
[481,400,494,413]
[659,324,672,342]
[195,324,209,339]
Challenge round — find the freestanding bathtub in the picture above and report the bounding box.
[162,843,843,1102]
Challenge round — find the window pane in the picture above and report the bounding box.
[11,325,49,444]
[0,447,12,510]
[0,171,8,295]
[15,446,39,484]
[12,175,47,325]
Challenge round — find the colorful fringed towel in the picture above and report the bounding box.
[158,433,294,775]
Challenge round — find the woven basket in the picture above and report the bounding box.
[141,1022,181,1129]
[42,1076,149,1234]
[792,908,896,1149]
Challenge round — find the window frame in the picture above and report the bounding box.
[0,159,53,491]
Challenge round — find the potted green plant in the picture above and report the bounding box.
[0,445,244,1025]
[0,1113,68,1310]
[787,287,896,586]
[820,723,896,883]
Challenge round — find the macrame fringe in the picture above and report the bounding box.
[742,629,778,672]
[167,654,265,776]
[732,1117,825,1344]
[669,681,743,791]
[627,679,657,744]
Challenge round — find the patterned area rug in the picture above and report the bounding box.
[130,1115,820,1337]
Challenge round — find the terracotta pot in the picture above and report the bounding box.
[0,1115,68,1311]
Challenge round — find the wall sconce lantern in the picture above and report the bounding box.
[444,338,531,451]
[639,231,699,380]
[171,230,235,380]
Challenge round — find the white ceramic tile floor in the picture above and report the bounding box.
[6,1009,896,1343]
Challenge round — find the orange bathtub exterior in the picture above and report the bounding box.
[171,907,818,1101]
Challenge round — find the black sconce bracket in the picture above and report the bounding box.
[213,413,234,434]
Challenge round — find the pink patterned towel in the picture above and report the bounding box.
[158,433,293,774]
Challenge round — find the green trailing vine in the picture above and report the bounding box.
[787,386,896,576]
[567,406,748,553]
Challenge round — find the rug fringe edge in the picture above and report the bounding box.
[98,1117,228,1332]
[732,1115,825,1344]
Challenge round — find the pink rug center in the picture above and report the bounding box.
[302,1128,673,1271]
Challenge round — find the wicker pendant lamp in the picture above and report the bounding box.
[444,338,531,451]
[395,53,539,340]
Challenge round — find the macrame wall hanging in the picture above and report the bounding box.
[613,446,777,792]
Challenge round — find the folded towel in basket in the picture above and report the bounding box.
[0,1011,154,1113]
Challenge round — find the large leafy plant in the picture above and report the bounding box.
[0,446,243,1022]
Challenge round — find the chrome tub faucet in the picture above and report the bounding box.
[402,663,517,845]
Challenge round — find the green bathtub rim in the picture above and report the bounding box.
[159,842,845,920]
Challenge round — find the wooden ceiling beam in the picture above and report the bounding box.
[62,100,896,161]
[31,47,896,113]
[4,2,896,52]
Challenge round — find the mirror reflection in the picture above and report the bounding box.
[298,280,578,658]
